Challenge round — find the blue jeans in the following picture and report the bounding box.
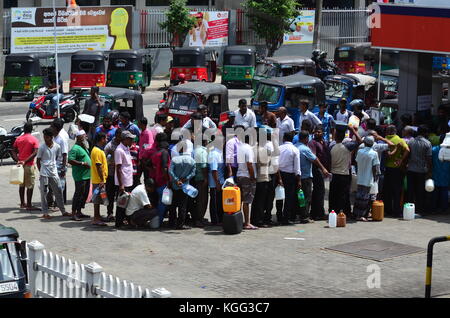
[46,93,64,116]
[157,186,167,226]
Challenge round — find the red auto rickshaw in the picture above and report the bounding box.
[70,51,107,94]
[334,42,375,74]
[159,82,228,127]
[170,47,218,85]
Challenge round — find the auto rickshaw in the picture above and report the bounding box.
[170,47,218,85]
[106,50,152,93]
[324,73,385,113]
[334,42,399,75]
[221,46,257,88]
[380,69,399,99]
[0,225,30,298]
[252,56,316,90]
[70,51,107,94]
[251,74,325,130]
[160,82,228,126]
[2,53,55,102]
[78,87,143,123]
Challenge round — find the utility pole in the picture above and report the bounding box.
[312,0,323,51]
[0,3,5,87]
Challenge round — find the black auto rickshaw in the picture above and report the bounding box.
[170,47,218,85]
[0,225,30,298]
[70,51,107,94]
[160,82,228,126]
[252,56,316,90]
[251,74,325,130]
[78,87,143,123]
[221,46,257,88]
[2,53,55,101]
[106,50,152,93]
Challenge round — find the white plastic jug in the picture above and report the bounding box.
[328,210,337,228]
[182,184,198,198]
[275,185,285,200]
[403,203,415,220]
[161,187,173,205]
[9,165,24,185]
[425,179,435,192]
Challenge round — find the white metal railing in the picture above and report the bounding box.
[27,240,171,298]
[2,9,11,54]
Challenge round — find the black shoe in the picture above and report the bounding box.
[281,221,295,226]
[176,225,191,230]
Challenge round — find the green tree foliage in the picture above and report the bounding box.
[242,0,302,57]
[159,0,196,52]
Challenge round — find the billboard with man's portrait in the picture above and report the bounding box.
[188,11,229,47]
[10,6,133,54]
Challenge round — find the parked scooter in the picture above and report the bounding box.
[0,125,24,160]
[26,87,80,123]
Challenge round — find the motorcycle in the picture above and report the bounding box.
[0,125,24,160]
[26,88,80,123]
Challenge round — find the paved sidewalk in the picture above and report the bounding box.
[0,163,450,298]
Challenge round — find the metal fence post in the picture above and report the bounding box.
[425,236,450,298]
[85,262,103,298]
[27,240,45,297]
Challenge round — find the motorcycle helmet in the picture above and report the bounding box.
[349,99,365,111]
[0,127,7,137]
[107,110,120,125]
[320,51,328,59]
[178,73,186,81]
[312,49,321,57]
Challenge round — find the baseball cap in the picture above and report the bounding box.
[76,130,86,137]
[121,130,136,140]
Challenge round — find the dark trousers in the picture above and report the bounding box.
[130,208,158,227]
[264,174,277,223]
[251,181,270,225]
[72,179,90,213]
[193,180,209,222]
[280,172,297,223]
[329,174,352,215]
[169,189,189,227]
[433,186,449,212]
[209,188,223,224]
[407,171,427,214]
[311,166,326,219]
[132,175,141,191]
[299,178,313,220]
[382,167,403,216]
[106,175,118,215]
[115,186,133,227]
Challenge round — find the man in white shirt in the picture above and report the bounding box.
[276,107,295,145]
[298,100,321,130]
[236,131,258,230]
[278,131,302,225]
[234,99,256,129]
[225,125,244,178]
[126,178,160,228]
[49,119,69,206]
[182,105,217,130]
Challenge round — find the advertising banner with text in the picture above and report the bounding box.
[283,10,315,45]
[11,6,133,54]
[189,11,229,47]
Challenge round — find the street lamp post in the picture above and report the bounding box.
[53,0,61,119]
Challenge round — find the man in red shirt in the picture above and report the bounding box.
[11,122,40,210]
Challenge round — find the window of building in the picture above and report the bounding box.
[76,0,100,5]
[3,0,18,9]
[111,0,136,6]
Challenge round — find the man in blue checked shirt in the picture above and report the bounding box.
[314,103,335,142]
[168,140,196,230]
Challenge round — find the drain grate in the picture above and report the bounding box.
[325,238,425,261]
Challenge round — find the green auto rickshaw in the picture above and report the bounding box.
[2,53,55,102]
[0,225,30,298]
[221,46,256,88]
[78,87,144,123]
[106,50,152,93]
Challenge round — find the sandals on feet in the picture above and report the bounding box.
[244,224,259,230]
[41,214,52,219]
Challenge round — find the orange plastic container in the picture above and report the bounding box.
[222,186,241,214]
[372,200,384,221]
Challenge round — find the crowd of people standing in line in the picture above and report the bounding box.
[10,86,450,230]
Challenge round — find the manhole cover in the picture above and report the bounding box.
[325,239,425,261]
